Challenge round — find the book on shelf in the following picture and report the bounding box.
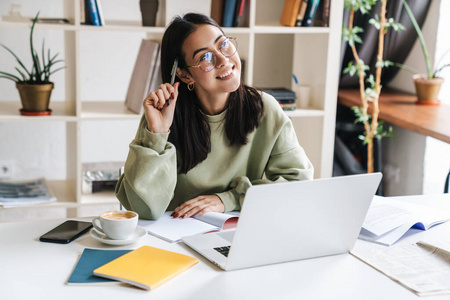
[125,39,161,114]
[295,0,309,27]
[80,0,85,23]
[211,0,225,26]
[146,44,162,96]
[302,0,321,27]
[96,0,105,26]
[138,211,239,243]
[0,177,56,208]
[222,0,237,27]
[322,0,330,27]
[93,246,199,290]
[67,249,131,285]
[233,0,247,27]
[85,0,101,26]
[358,196,450,246]
[280,0,303,27]
[261,87,296,111]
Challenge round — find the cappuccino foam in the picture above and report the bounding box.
[102,211,136,220]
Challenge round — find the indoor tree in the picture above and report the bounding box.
[341,0,404,173]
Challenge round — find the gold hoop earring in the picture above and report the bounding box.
[187,83,194,91]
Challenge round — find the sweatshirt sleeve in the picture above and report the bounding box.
[115,115,177,220]
[216,108,314,212]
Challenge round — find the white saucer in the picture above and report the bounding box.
[90,226,147,246]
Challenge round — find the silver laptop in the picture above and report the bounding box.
[182,173,382,271]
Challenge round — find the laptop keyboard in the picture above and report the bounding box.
[214,246,231,257]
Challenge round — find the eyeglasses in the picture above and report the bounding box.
[185,37,238,72]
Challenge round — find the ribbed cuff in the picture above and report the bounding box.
[142,128,170,153]
[216,189,241,212]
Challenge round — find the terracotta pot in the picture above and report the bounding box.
[16,82,54,114]
[412,74,443,105]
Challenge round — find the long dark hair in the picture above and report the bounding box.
[161,13,264,174]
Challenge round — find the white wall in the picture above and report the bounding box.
[384,0,449,196]
[423,0,450,194]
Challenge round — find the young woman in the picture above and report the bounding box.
[115,13,313,220]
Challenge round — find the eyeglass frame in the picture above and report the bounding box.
[183,37,238,72]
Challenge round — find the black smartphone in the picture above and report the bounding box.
[39,220,93,244]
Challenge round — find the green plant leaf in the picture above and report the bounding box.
[343,61,358,77]
[0,44,32,79]
[345,0,376,14]
[395,62,420,75]
[30,12,41,82]
[366,74,375,88]
[33,52,43,82]
[434,63,450,78]
[0,71,21,82]
[365,87,378,101]
[402,0,432,78]
[375,60,394,68]
[15,67,27,81]
[0,75,20,82]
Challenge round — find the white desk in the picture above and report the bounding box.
[1,194,449,300]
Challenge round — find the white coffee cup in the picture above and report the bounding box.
[294,85,311,109]
[92,210,138,240]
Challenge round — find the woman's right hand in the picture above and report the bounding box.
[143,82,180,133]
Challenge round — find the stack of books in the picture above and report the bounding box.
[67,246,198,290]
[262,88,296,111]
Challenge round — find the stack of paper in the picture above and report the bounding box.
[352,239,450,296]
[359,196,450,246]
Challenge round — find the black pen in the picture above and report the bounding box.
[168,59,178,106]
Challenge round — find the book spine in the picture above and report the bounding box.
[211,0,225,26]
[222,0,237,27]
[280,0,302,27]
[295,0,309,27]
[83,0,92,25]
[87,0,101,26]
[80,0,85,24]
[302,0,321,27]
[322,0,330,27]
[96,0,105,26]
[233,0,246,27]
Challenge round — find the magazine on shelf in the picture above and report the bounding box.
[0,178,57,207]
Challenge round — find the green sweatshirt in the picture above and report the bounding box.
[115,92,314,220]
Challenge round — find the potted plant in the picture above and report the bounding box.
[398,0,450,105]
[0,12,65,115]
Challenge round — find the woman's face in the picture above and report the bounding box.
[181,24,241,96]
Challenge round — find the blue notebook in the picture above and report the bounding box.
[67,248,131,285]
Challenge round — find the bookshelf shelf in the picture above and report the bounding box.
[253,24,330,34]
[81,102,142,120]
[0,101,77,122]
[0,0,343,221]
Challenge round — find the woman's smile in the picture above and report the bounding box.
[216,65,235,80]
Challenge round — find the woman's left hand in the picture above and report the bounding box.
[171,195,225,219]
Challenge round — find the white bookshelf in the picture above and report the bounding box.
[0,0,343,220]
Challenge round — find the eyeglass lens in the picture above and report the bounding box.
[198,38,237,72]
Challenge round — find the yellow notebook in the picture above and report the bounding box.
[93,246,198,290]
